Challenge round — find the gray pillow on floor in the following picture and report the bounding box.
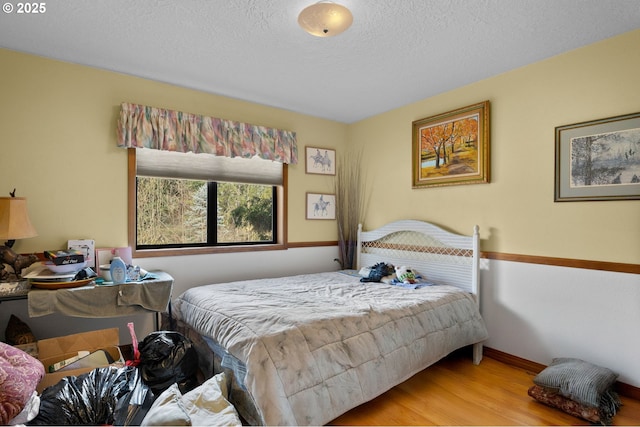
[533,357,618,407]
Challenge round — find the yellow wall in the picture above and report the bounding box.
[0,48,346,252]
[2,30,639,265]
[349,29,640,265]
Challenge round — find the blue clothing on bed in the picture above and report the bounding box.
[389,277,437,289]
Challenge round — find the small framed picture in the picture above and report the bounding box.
[305,146,336,175]
[306,192,336,220]
[555,111,640,201]
[95,247,133,268]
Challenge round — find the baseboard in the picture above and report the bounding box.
[483,347,546,374]
[484,347,640,401]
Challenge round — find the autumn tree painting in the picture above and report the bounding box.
[419,115,478,175]
[412,101,490,188]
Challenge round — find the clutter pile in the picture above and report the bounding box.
[23,251,97,290]
[1,322,242,426]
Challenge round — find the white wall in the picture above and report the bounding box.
[481,259,640,387]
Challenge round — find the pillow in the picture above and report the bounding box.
[533,358,618,407]
[182,372,241,426]
[140,383,190,426]
[141,373,241,427]
[0,342,45,425]
[528,385,601,423]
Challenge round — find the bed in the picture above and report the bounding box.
[171,219,489,425]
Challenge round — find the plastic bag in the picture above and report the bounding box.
[113,367,155,426]
[29,365,153,426]
[138,330,199,396]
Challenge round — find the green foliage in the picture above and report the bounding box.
[137,177,206,245]
[218,182,273,242]
[136,177,273,246]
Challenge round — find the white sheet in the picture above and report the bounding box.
[173,271,488,425]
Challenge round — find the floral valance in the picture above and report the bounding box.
[116,103,298,164]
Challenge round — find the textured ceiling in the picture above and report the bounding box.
[1,0,639,123]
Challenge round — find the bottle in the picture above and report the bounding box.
[110,253,127,284]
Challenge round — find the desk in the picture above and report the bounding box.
[25,271,173,328]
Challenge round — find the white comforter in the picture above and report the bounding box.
[173,271,488,426]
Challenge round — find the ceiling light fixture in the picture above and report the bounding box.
[298,1,353,38]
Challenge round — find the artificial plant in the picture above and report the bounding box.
[334,148,367,269]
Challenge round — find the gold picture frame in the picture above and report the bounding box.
[412,101,490,188]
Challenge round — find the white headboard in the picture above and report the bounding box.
[356,220,480,296]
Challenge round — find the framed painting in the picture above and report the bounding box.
[555,111,640,201]
[412,101,490,188]
[306,192,336,220]
[305,146,336,175]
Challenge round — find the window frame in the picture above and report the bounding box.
[127,148,288,258]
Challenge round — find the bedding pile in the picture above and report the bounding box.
[174,271,489,425]
[0,341,44,425]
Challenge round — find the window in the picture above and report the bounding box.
[136,178,276,247]
[128,148,287,256]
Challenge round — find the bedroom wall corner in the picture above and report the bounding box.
[0,47,348,255]
[0,47,346,342]
[346,29,640,388]
[346,29,640,265]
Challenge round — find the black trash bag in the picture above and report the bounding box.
[113,367,155,426]
[29,365,153,426]
[138,330,199,396]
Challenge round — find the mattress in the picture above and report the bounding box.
[173,271,488,425]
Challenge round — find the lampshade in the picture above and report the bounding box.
[298,2,353,37]
[0,197,38,241]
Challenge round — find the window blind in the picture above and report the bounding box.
[136,148,283,186]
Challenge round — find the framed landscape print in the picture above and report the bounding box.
[412,101,490,188]
[305,146,336,175]
[305,192,336,220]
[555,111,640,201]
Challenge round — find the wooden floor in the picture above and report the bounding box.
[330,350,640,426]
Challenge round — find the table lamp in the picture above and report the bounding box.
[0,195,38,280]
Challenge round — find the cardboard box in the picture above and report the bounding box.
[44,249,85,265]
[36,328,124,392]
